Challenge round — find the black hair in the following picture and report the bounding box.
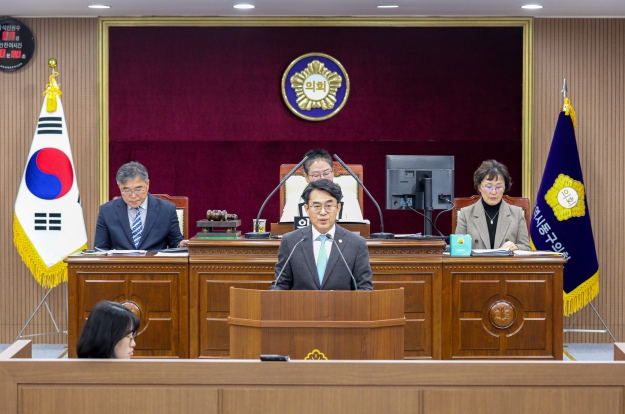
[301,179,344,204]
[76,301,140,359]
[303,148,333,175]
[473,159,512,192]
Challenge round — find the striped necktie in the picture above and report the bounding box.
[131,208,143,248]
[317,235,328,285]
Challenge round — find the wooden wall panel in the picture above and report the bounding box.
[0,18,98,344]
[533,19,625,343]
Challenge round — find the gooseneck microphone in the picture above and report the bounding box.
[245,156,309,239]
[270,237,307,290]
[333,154,394,239]
[327,234,357,291]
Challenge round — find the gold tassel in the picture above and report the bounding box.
[13,213,86,288]
[563,270,600,317]
[562,97,577,129]
[43,71,62,113]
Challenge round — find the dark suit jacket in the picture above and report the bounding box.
[94,194,183,251]
[455,199,530,250]
[271,225,373,291]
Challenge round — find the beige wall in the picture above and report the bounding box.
[0,17,623,344]
[0,18,98,343]
[533,19,625,343]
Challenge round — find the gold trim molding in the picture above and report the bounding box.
[98,17,533,205]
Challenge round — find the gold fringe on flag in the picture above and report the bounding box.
[13,213,86,288]
[43,71,62,113]
[563,270,600,317]
[562,97,577,129]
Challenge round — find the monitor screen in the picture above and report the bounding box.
[385,155,454,211]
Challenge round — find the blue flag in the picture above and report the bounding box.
[530,98,598,316]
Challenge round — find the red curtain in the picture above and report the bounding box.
[109,26,523,235]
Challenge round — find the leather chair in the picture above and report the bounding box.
[279,164,364,218]
[113,194,189,239]
[451,194,531,234]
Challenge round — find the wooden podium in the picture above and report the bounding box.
[228,288,405,360]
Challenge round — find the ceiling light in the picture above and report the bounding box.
[233,4,255,9]
[377,5,399,8]
[521,4,543,9]
[88,4,111,8]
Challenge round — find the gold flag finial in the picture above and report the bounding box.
[43,58,62,112]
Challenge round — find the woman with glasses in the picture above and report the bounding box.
[77,301,140,359]
[455,159,530,251]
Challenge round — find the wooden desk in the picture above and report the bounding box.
[442,256,564,360]
[67,241,565,360]
[66,253,189,358]
[189,238,445,359]
[2,341,621,414]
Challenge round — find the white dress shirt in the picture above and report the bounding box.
[311,225,336,264]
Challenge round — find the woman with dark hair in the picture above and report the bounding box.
[455,159,530,251]
[77,300,140,359]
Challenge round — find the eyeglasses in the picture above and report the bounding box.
[125,331,137,341]
[308,169,334,180]
[121,188,146,196]
[482,184,505,193]
[307,204,337,214]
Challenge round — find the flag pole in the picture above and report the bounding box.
[13,58,70,347]
[557,79,616,342]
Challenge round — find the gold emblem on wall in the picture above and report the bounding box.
[281,53,350,121]
[304,349,328,360]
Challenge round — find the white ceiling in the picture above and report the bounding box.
[4,0,625,18]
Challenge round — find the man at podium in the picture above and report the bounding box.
[271,179,373,291]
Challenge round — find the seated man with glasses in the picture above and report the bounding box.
[94,161,188,250]
[271,179,373,290]
[279,148,364,222]
[455,159,530,251]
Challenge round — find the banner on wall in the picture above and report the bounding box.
[13,63,88,288]
[530,97,599,316]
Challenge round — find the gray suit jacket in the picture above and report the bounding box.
[271,225,373,290]
[455,200,530,250]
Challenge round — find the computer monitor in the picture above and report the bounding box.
[385,155,454,235]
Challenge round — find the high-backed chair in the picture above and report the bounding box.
[279,164,364,219]
[113,194,189,239]
[153,194,189,239]
[451,194,531,234]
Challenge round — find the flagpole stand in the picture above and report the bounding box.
[563,300,616,342]
[13,282,68,343]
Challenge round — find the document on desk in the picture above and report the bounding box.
[154,252,189,257]
[471,249,514,257]
[513,250,563,257]
[106,250,147,256]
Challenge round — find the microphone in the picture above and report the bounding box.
[245,155,309,239]
[333,154,394,239]
[270,237,307,290]
[327,234,357,291]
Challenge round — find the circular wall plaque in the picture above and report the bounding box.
[0,18,35,72]
[281,53,350,122]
